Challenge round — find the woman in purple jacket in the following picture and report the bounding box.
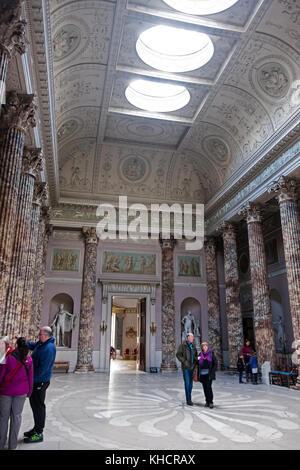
[0,337,33,450]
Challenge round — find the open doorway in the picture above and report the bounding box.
[110,296,146,373]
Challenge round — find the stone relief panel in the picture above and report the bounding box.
[51,204,98,222]
[117,18,238,82]
[105,115,188,147]
[177,256,201,278]
[59,138,96,192]
[57,108,99,145]
[51,248,80,272]
[50,2,114,71]
[166,150,221,202]
[102,251,156,275]
[98,144,172,199]
[109,73,210,120]
[54,64,106,115]
[126,0,261,29]
[225,34,300,130]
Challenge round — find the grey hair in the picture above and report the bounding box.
[41,326,52,337]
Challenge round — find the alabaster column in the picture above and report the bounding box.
[5,148,43,338]
[240,203,276,368]
[219,222,244,368]
[75,227,98,372]
[0,91,37,335]
[205,236,222,368]
[0,1,27,112]
[269,176,300,387]
[159,237,177,372]
[29,207,52,340]
[20,182,48,337]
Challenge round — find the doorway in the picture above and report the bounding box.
[110,296,146,373]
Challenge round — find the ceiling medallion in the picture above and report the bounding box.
[136,25,214,73]
[125,79,190,112]
[162,0,239,16]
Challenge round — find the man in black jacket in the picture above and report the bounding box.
[176,333,198,406]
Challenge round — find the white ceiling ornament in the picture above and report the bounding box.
[136,25,214,73]
[125,79,190,112]
[161,0,240,16]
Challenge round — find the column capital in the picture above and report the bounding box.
[22,148,43,179]
[82,226,98,244]
[268,175,297,204]
[159,235,176,250]
[33,182,48,206]
[0,1,28,58]
[239,202,262,224]
[1,91,37,133]
[216,221,237,237]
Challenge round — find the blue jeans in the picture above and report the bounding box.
[239,371,244,383]
[183,369,194,402]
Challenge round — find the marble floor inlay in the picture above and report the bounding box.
[15,370,300,450]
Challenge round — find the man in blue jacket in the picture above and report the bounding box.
[24,326,56,443]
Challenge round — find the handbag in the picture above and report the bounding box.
[193,364,198,382]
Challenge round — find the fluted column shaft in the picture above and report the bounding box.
[241,203,276,368]
[29,208,52,340]
[5,148,43,337]
[75,227,99,372]
[20,182,47,337]
[220,223,244,368]
[269,177,300,387]
[160,237,177,372]
[0,91,37,334]
[205,236,222,367]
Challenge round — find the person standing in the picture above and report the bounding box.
[176,333,198,406]
[197,341,217,409]
[250,352,258,385]
[241,340,253,383]
[0,337,33,450]
[23,326,56,444]
[237,354,245,384]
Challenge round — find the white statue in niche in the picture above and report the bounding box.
[51,304,76,347]
[181,310,196,343]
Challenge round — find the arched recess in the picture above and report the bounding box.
[180,297,201,349]
[49,293,74,348]
[270,289,286,353]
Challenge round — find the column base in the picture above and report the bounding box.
[74,364,95,373]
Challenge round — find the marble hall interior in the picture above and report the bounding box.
[1,0,300,450]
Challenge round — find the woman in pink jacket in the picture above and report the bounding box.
[0,337,33,450]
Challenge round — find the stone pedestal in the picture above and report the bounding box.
[205,236,222,368]
[240,203,276,368]
[75,227,98,372]
[5,148,42,338]
[0,91,37,335]
[269,176,300,388]
[219,222,244,369]
[159,237,177,372]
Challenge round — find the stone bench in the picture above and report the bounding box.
[53,361,70,373]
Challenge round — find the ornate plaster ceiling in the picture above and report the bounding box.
[15,0,300,212]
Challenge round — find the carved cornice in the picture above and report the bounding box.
[268,176,297,205]
[0,0,28,58]
[0,90,37,133]
[22,147,43,178]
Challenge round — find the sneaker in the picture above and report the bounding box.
[204,402,209,407]
[23,428,36,438]
[186,400,193,406]
[209,403,214,409]
[23,432,43,443]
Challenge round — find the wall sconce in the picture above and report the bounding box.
[100,320,107,335]
[150,322,157,336]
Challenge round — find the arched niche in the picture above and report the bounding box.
[180,297,201,348]
[49,293,74,348]
[270,289,286,352]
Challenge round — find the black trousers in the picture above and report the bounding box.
[200,375,213,404]
[29,381,50,434]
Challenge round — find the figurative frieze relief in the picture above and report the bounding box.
[51,203,98,221]
[177,256,201,278]
[102,251,156,276]
[51,248,80,272]
[59,138,95,191]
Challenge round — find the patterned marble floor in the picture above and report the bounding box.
[15,365,300,450]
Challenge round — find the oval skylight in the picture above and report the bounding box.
[162,0,239,16]
[125,79,190,112]
[136,25,214,73]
